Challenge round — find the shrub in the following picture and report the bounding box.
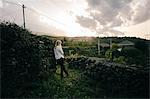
[122,47,145,65]
[112,43,119,49]
[113,56,126,64]
[1,22,55,98]
[105,49,112,59]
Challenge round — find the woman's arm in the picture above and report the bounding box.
[58,47,64,55]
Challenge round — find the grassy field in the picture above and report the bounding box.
[28,64,98,98]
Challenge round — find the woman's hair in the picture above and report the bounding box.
[55,40,62,47]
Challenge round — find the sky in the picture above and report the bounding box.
[0,0,150,39]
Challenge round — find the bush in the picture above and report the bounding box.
[1,22,55,98]
[113,56,126,64]
[105,49,112,59]
[122,47,146,65]
[112,43,119,49]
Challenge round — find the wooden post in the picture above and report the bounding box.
[98,36,100,55]
[22,4,26,29]
[110,38,112,49]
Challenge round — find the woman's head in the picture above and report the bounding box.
[55,40,62,46]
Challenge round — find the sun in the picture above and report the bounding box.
[39,14,97,37]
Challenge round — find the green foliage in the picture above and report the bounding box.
[1,22,55,98]
[99,37,149,55]
[28,67,94,98]
[105,49,112,59]
[78,47,98,57]
[112,43,119,49]
[1,22,149,98]
[63,37,148,62]
[105,45,146,65]
[67,56,149,98]
[105,43,121,60]
[134,40,149,55]
[64,46,98,57]
[122,47,146,65]
[113,56,126,64]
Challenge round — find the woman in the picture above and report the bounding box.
[54,40,69,79]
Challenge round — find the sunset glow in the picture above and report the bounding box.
[0,0,150,39]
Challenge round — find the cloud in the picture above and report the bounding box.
[76,0,150,35]
[86,0,132,26]
[131,0,150,24]
[144,34,150,40]
[1,0,68,36]
[96,27,125,37]
[0,0,3,8]
[76,16,97,30]
[1,0,149,38]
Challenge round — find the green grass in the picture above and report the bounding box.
[28,62,147,98]
[28,64,98,98]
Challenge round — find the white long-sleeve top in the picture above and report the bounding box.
[54,45,64,60]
